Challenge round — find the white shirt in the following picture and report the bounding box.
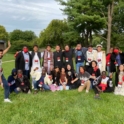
[32,53,41,72]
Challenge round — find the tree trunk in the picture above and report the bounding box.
[89,30,92,45]
[107,1,114,53]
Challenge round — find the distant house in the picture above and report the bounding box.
[0,40,6,50]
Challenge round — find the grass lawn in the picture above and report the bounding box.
[0,54,124,124]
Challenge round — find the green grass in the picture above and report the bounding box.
[0,54,124,124]
[2,53,15,62]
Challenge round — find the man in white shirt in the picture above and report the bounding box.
[30,45,43,90]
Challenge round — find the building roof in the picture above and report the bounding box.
[0,40,5,43]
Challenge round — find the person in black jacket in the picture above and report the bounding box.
[63,45,74,70]
[87,61,101,88]
[66,64,80,89]
[51,66,60,86]
[16,70,31,93]
[110,48,124,74]
[15,46,32,79]
[53,45,63,70]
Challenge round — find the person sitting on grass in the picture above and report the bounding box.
[93,71,114,99]
[16,70,31,94]
[8,69,18,94]
[114,64,124,96]
[87,61,101,88]
[59,67,69,90]
[72,66,96,93]
[43,73,53,91]
[66,64,80,89]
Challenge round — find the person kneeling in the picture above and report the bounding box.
[93,71,114,99]
[16,70,31,93]
[8,69,18,94]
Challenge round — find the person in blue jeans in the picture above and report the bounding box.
[0,41,12,103]
[75,43,87,73]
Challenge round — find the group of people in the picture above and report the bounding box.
[0,42,124,103]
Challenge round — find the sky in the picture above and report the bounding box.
[0,0,66,36]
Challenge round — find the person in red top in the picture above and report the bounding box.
[106,47,113,76]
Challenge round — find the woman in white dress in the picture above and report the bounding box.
[114,64,124,96]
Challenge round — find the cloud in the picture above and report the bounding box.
[0,0,66,36]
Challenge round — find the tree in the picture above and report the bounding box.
[10,29,37,42]
[0,25,8,41]
[39,19,69,48]
[56,0,106,46]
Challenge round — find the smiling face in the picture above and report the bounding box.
[47,46,51,51]
[56,45,60,51]
[67,64,71,70]
[65,45,69,51]
[119,65,124,72]
[92,61,97,68]
[79,67,85,73]
[97,46,102,52]
[33,46,38,52]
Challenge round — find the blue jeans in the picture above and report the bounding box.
[2,75,10,99]
[32,78,38,90]
[42,84,50,90]
[23,70,30,79]
[76,62,84,73]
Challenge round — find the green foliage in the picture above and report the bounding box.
[0,25,8,41]
[39,19,69,48]
[10,40,33,53]
[10,29,37,42]
[56,0,106,46]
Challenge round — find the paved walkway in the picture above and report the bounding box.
[2,60,15,63]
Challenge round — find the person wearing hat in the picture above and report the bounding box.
[85,45,97,70]
[53,45,63,70]
[42,44,54,74]
[96,44,106,72]
[15,46,32,79]
[7,69,18,93]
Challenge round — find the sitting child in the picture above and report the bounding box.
[16,70,31,93]
[114,65,124,96]
[66,64,80,89]
[93,71,114,99]
[8,69,18,93]
[59,67,69,90]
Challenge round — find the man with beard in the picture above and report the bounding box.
[0,41,12,102]
[53,45,63,69]
[15,46,32,79]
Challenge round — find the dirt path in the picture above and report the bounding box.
[2,60,15,63]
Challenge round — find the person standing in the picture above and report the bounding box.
[53,45,63,69]
[30,45,43,89]
[0,41,12,102]
[85,45,97,70]
[15,46,32,79]
[42,44,54,74]
[96,44,106,72]
[75,43,87,73]
[63,45,74,70]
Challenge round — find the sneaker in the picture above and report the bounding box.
[94,95,100,99]
[4,98,12,103]
[86,90,89,93]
